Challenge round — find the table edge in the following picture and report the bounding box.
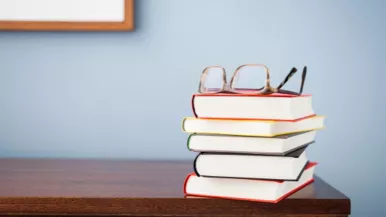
[0,197,351,215]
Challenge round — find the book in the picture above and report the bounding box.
[194,146,308,181]
[184,162,317,203]
[182,115,325,137]
[187,131,316,155]
[191,93,314,121]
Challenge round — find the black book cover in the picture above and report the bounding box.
[193,145,310,182]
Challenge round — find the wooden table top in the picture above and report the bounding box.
[0,158,350,217]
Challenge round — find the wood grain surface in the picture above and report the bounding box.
[0,158,350,217]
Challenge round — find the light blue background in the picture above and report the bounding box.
[0,0,385,216]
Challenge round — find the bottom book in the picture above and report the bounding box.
[183,162,317,203]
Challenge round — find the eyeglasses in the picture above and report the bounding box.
[198,64,307,95]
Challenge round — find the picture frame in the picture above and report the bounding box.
[0,0,134,31]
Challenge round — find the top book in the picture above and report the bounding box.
[191,93,314,121]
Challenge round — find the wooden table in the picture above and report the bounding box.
[0,159,350,217]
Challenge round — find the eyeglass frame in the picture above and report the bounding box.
[198,64,307,95]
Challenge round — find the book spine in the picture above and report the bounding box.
[186,134,194,151]
[183,173,195,195]
[191,95,198,118]
[193,153,202,176]
[181,117,187,132]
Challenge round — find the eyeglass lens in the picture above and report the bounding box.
[231,65,267,93]
[202,67,225,93]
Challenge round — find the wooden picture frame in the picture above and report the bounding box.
[0,0,134,31]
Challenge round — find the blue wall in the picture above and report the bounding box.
[0,0,385,216]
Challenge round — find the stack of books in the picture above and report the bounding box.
[182,92,325,203]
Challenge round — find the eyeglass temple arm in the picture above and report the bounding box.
[276,67,297,90]
[299,66,307,94]
[277,66,307,95]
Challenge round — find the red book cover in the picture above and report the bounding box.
[183,162,317,203]
[191,93,315,122]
